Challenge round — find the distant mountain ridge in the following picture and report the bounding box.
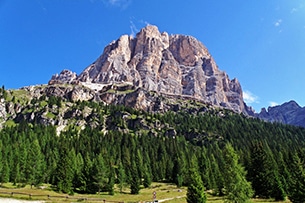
[257,100,305,128]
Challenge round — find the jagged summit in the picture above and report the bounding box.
[257,100,305,128]
[72,25,251,114]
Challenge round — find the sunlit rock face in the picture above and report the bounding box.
[75,25,249,114]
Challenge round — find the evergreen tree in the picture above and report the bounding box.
[288,153,305,203]
[276,151,291,194]
[11,163,21,185]
[0,159,10,184]
[0,143,10,185]
[172,155,186,187]
[222,143,253,203]
[25,139,44,188]
[107,166,115,195]
[186,157,206,203]
[199,148,211,189]
[81,153,93,193]
[210,154,224,196]
[143,163,152,188]
[248,141,285,200]
[0,141,3,185]
[1,85,7,100]
[89,154,108,194]
[72,152,84,191]
[54,147,75,194]
[10,139,22,184]
[130,159,140,194]
[117,161,126,193]
[18,141,28,184]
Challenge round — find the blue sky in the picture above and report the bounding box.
[1,0,304,112]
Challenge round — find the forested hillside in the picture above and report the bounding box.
[1,89,305,202]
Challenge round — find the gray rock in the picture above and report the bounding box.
[76,25,249,114]
[256,100,305,128]
[49,69,78,85]
[0,98,7,127]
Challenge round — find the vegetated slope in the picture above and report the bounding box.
[0,86,305,200]
[0,23,305,200]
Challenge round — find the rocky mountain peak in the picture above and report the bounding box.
[54,25,252,114]
[136,25,162,39]
[257,100,305,128]
[49,69,78,85]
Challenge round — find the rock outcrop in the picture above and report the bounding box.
[77,25,250,114]
[49,69,78,85]
[0,98,6,127]
[257,100,305,128]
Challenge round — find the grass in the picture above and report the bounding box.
[0,182,292,203]
[40,101,48,108]
[0,182,185,203]
[45,112,56,119]
[8,89,31,105]
[4,120,16,128]
[105,87,136,95]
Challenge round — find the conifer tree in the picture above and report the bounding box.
[172,157,184,187]
[0,141,3,185]
[199,149,211,189]
[248,141,285,200]
[18,141,28,184]
[0,159,9,184]
[210,154,224,196]
[117,162,126,193]
[143,163,152,188]
[11,143,22,185]
[72,152,84,190]
[276,151,290,194]
[222,143,253,203]
[288,153,305,203]
[26,139,44,188]
[81,153,93,193]
[54,147,75,194]
[91,154,108,194]
[130,159,140,194]
[107,166,115,195]
[186,156,206,203]
[142,151,152,188]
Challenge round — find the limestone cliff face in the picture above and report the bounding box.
[78,25,249,114]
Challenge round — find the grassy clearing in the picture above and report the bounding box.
[8,89,31,105]
[0,183,291,203]
[0,183,186,203]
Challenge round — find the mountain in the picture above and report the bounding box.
[257,100,305,128]
[50,25,253,115]
[4,25,305,129]
[2,25,305,201]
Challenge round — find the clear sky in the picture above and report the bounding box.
[1,0,304,112]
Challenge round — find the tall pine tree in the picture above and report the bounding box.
[187,168,206,203]
[248,141,285,200]
[288,153,305,203]
[222,143,253,203]
[117,161,126,193]
[54,147,75,194]
[130,159,140,194]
